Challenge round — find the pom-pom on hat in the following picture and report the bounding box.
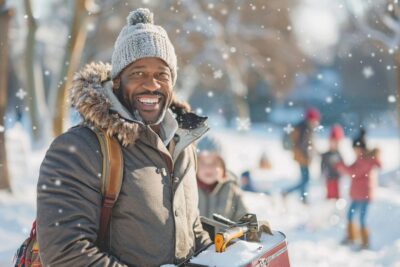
[330,124,344,140]
[305,107,321,122]
[111,8,177,85]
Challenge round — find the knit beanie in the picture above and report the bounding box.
[111,8,177,85]
[330,124,344,140]
[305,107,321,122]
[196,136,223,156]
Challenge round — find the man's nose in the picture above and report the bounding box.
[143,76,161,91]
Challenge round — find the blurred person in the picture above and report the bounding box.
[321,124,345,200]
[36,8,211,267]
[282,107,321,204]
[338,129,381,249]
[196,137,249,222]
[240,153,273,195]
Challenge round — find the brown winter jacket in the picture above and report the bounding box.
[291,120,315,166]
[197,173,249,222]
[36,63,211,267]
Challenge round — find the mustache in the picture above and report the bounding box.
[135,90,165,97]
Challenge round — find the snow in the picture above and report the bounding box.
[1,125,400,266]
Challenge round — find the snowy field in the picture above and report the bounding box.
[1,124,400,266]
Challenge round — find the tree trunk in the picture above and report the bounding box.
[23,0,48,146]
[52,0,88,136]
[0,0,13,191]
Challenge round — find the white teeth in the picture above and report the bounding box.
[138,98,159,104]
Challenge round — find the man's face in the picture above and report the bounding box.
[117,57,173,124]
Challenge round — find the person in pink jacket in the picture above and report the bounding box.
[338,129,381,249]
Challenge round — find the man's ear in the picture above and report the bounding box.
[113,78,121,92]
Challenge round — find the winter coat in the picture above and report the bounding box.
[36,63,211,267]
[197,173,249,222]
[291,120,315,166]
[321,150,343,180]
[338,156,381,201]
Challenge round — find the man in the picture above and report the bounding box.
[36,8,211,266]
[282,107,320,204]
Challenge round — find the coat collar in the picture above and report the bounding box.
[69,62,208,147]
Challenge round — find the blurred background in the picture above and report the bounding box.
[0,0,400,266]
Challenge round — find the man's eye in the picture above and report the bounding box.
[158,72,171,81]
[131,72,144,78]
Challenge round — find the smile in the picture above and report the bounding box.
[136,95,162,105]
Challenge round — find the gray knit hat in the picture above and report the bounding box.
[111,8,177,84]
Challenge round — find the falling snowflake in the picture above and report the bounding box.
[196,108,203,115]
[265,107,271,113]
[68,145,77,153]
[336,199,347,210]
[44,70,50,76]
[314,125,324,132]
[207,91,214,98]
[55,179,62,186]
[326,96,333,103]
[283,124,294,134]
[0,125,4,133]
[213,69,223,79]
[362,66,374,79]
[388,95,396,103]
[236,117,251,132]
[16,88,27,100]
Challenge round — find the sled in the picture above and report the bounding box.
[188,230,290,267]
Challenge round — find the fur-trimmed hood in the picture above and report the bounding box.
[69,62,207,146]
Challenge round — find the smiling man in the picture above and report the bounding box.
[36,8,211,267]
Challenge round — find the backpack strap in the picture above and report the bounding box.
[92,128,123,251]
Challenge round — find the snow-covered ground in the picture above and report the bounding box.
[1,125,399,266]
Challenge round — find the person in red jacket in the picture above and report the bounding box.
[338,129,381,249]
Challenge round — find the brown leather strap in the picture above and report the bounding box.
[93,129,123,251]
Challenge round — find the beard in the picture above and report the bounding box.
[118,89,172,125]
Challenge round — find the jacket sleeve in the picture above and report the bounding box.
[193,212,212,252]
[36,127,127,267]
[232,185,250,222]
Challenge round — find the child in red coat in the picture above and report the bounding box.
[338,129,381,249]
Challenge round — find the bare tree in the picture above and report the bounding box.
[52,0,98,136]
[23,0,49,145]
[160,0,307,120]
[0,0,13,191]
